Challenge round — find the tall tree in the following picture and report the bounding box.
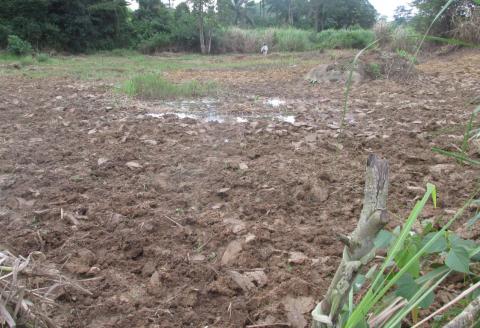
[412,0,478,36]
[308,0,376,30]
[393,5,413,25]
[0,0,133,52]
[266,0,294,25]
[190,0,215,54]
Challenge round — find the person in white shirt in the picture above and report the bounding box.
[261,43,268,56]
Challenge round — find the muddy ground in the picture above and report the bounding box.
[1,49,480,327]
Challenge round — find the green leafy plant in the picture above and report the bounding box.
[6,35,33,56]
[366,62,382,79]
[396,49,417,64]
[338,38,379,136]
[342,185,479,328]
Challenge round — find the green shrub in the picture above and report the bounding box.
[171,14,198,50]
[315,28,375,49]
[397,49,417,64]
[138,33,172,54]
[366,62,382,79]
[0,24,11,48]
[36,53,49,62]
[123,74,216,99]
[7,35,33,56]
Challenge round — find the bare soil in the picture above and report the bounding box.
[1,49,479,328]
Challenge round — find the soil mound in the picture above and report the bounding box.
[305,50,417,84]
[305,63,364,84]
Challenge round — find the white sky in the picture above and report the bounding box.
[128,0,413,20]
[369,0,412,19]
[128,1,139,10]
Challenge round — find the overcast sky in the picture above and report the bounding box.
[370,0,412,19]
[128,0,413,20]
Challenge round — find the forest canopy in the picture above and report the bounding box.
[0,0,478,53]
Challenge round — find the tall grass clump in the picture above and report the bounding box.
[220,27,275,53]
[123,74,216,99]
[273,28,313,52]
[452,7,480,44]
[36,53,50,63]
[218,27,375,53]
[315,28,375,49]
[373,21,393,45]
[391,26,417,52]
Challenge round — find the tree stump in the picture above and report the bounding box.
[312,154,389,327]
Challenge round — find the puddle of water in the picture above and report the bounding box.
[277,115,295,124]
[145,97,294,124]
[265,98,286,107]
[147,112,225,123]
[147,112,295,124]
[235,117,248,123]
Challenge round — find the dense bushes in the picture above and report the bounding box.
[138,33,172,54]
[6,35,33,56]
[1,0,475,55]
[0,0,133,53]
[314,28,375,49]
[0,0,379,54]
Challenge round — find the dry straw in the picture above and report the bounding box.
[0,250,91,328]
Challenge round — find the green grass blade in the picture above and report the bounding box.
[368,198,472,317]
[416,266,450,285]
[384,270,451,328]
[345,184,436,328]
[461,107,479,153]
[432,148,480,166]
[339,39,379,137]
[346,188,475,328]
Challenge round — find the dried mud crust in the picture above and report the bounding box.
[0,50,479,328]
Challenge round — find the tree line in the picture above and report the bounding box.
[0,0,477,54]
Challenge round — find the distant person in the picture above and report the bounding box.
[261,43,268,56]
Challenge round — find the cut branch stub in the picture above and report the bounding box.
[312,154,389,328]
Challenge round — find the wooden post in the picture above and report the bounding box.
[312,154,389,327]
[444,296,480,328]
